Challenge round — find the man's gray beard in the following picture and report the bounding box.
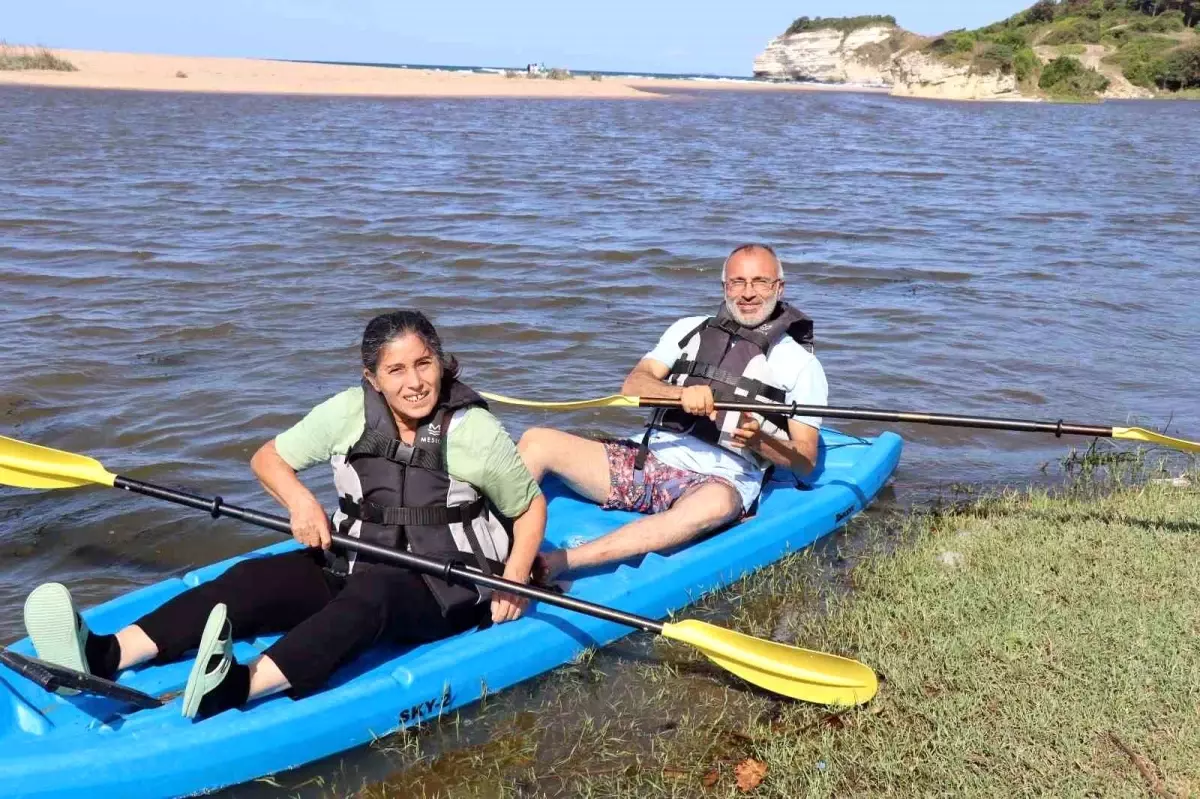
[725,295,779,328]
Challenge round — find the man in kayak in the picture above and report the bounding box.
[520,243,825,579]
[22,310,545,719]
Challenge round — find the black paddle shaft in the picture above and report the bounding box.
[637,398,1114,439]
[0,650,164,709]
[111,476,665,634]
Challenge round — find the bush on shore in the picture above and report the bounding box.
[1104,34,1178,85]
[0,43,76,71]
[1039,54,1111,95]
[1156,41,1200,88]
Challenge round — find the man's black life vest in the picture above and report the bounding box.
[330,378,511,617]
[639,301,813,471]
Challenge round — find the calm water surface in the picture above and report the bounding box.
[1,85,1197,791]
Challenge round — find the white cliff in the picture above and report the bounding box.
[753,25,898,85]
[753,23,1027,101]
[890,50,1020,100]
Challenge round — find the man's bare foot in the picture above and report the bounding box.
[532,549,570,583]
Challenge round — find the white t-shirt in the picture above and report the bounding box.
[640,315,828,510]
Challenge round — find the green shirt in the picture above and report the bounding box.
[275,387,540,518]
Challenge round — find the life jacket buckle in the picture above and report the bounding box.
[714,317,741,335]
[384,438,415,465]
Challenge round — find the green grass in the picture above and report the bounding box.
[920,2,1199,96]
[1104,34,1186,87]
[347,465,1200,797]
[785,15,897,36]
[0,43,76,71]
[1042,16,1103,45]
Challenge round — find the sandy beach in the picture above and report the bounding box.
[0,48,884,99]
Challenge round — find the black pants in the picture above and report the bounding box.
[135,548,485,697]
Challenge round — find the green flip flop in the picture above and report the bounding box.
[23,582,91,694]
[180,604,233,720]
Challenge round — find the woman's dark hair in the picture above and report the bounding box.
[361,310,459,379]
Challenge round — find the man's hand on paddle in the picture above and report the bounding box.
[680,385,718,421]
[728,413,762,451]
[289,495,333,550]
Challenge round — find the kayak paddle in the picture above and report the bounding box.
[479,392,1200,454]
[0,649,164,709]
[0,434,878,706]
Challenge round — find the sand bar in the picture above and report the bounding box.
[0,49,885,99]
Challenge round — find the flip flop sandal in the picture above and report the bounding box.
[23,582,91,693]
[180,604,232,720]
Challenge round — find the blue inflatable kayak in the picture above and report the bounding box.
[0,429,901,798]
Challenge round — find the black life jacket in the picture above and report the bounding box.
[330,378,511,617]
[639,302,814,471]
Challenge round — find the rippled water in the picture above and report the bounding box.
[1,84,1197,785]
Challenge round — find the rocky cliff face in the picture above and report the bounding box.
[890,51,1020,100]
[752,25,898,85]
[753,24,1021,101]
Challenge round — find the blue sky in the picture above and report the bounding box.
[8,1,1033,76]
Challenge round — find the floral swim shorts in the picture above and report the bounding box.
[601,439,741,515]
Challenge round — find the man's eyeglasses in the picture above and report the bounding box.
[724,278,780,294]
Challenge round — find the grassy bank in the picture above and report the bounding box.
[358,467,1199,797]
[921,1,1200,100]
[0,43,76,71]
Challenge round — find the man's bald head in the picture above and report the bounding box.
[721,243,784,283]
[721,243,786,327]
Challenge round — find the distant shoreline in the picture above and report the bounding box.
[0,49,890,99]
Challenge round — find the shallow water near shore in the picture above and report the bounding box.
[1,85,1197,794]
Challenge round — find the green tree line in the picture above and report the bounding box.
[785,15,897,36]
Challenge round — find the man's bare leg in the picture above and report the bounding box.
[518,428,611,502]
[518,427,614,579]
[550,482,741,579]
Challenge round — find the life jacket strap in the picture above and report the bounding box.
[633,419,656,476]
[669,358,745,390]
[348,430,442,471]
[666,359,788,404]
[708,316,772,351]
[338,495,486,526]
[458,512,496,579]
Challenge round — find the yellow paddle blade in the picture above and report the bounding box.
[1112,427,1200,454]
[661,619,878,706]
[479,391,641,410]
[0,434,117,490]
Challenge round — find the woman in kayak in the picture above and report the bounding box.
[22,310,546,719]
